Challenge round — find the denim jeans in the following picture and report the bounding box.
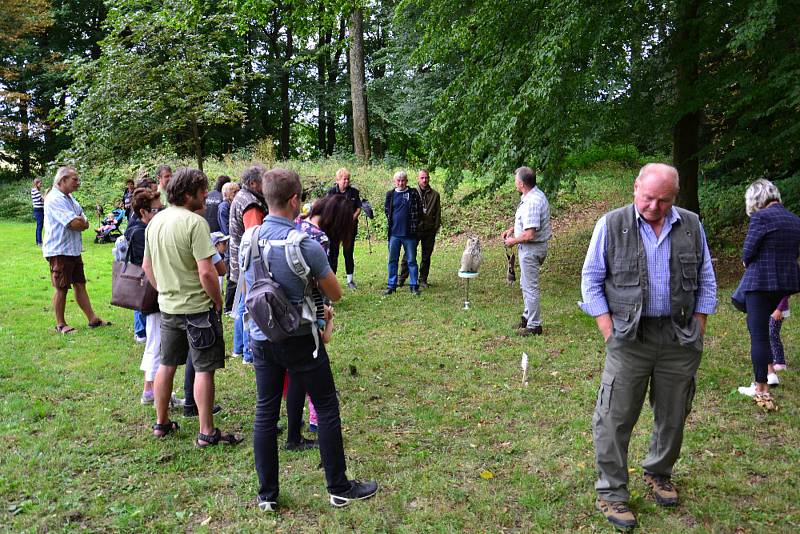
[387,236,418,288]
[252,335,350,502]
[33,208,44,245]
[234,296,252,362]
[133,310,146,338]
[745,291,786,383]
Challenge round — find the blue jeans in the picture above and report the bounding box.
[387,236,418,288]
[234,296,252,361]
[33,208,44,245]
[252,336,350,502]
[133,310,146,338]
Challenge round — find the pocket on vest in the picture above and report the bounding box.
[679,253,698,291]
[611,259,639,286]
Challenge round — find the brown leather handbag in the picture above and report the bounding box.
[111,246,158,312]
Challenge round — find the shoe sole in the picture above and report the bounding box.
[257,500,277,512]
[329,488,378,508]
[596,501,637,530]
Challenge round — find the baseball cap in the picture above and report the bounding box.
[211,232,230,246]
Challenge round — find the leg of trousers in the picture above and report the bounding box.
[253,337,349,501]
[518,243,547,328]
[224,276,235,313]
[285,372,307,444]
[400,233,435,283]
[140,312,162,381]
[342,227,356,275]
[593,318,701,502]
[34,209,44,245]
[184,357,196,407]
[387,236,403,288]
[746,291,785,383]
[328,238,341,274]
[133,310,146,338]
[769,317,785,365]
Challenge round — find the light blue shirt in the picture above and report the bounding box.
[43,188,85,257]
[515,186,551,243]
[580,206,717,317]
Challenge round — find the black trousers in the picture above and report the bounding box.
[400,232,436,284]
[328,223,357,275]
[252,335,349,501]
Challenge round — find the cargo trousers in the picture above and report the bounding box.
[593,316,702,502]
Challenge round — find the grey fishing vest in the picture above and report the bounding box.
[604,204,703,343]
[228,186,268,282]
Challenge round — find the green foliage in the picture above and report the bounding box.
[61,0,246,169]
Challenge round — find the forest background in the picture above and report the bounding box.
[1,0,799,239]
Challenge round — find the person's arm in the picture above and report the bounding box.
[67,216,90,231]
[693,224,717,336]
[321,304,334,343]
[433,191,442,233]
[505,228,536,246]
[142,257,158,290]
[579,216,611,328]
[214,256,226,276]
[742,214,765,266]
[243,206,266,229]
[197,257,223,310]
[317,270,343,303]
[501,225,514,239]
[384,191,391,220]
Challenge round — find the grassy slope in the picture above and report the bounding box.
[1,166,798,532]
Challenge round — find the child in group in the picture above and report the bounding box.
[769,296,790,377]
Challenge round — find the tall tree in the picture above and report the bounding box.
[349,6,370,160]
[63,0,246,170]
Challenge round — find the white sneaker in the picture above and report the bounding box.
[134,335,146,344]
[767,373,780,386]
[231,352,242,358]
[738,383,757,397]
[169,392,185,408]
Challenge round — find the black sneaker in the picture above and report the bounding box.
[329,480,378,508]
[347,281,357,290]
[183,404,222,417]
[381,287,396,296]
[410,285,421,295]
[284,437,318,451]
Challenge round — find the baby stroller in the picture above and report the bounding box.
[94,208,125,244]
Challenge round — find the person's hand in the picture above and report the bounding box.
[501,229,510,239]
[323,304,334,322]
[504,236,515,247]
[771,309,782,321]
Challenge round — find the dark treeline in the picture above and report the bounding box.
[1,0,799,216]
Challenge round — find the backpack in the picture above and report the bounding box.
[236,226,317,346]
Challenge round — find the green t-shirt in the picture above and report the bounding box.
[158,186,170,208]
[144,206,215,314]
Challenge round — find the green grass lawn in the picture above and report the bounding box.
[1,169,799,532]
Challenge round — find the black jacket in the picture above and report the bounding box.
[123,213,146,266]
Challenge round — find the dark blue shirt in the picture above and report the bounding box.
[391,190,411,237]
[218,200,231,235]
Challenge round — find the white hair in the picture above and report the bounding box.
[745,179,781,216]
[54,166,76,187]
[393,170,408,181]
[635,163,680,192]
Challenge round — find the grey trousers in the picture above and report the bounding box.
[592,317,702,502]
[518,242,547,328]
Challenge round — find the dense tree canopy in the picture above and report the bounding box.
[1,0,797,216]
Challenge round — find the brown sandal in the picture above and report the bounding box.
[55,324,77,334]
[754,392,778,412]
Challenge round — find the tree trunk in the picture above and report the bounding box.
[317,8,328,153]
[19,95,31,177]
[348,8,370,160]
[326,16,346,156]
[280,25,293,160]
[191,118,204,172]
[672,0,701,215]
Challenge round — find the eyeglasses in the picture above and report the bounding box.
[149,207,164,213]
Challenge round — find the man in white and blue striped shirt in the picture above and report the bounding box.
[44,166,109,334]
[580,163,717,530]
[31,178,44,245]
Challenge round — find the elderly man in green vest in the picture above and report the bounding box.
[580,163,717,530]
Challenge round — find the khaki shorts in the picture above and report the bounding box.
[160,310,225,373]
[47,255,86,289]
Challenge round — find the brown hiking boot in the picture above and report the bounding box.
[643,473,678,507]
[516,325,543,337]
[596,499,637,530]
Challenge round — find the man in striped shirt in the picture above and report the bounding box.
[31,178,44,245]
[580,163,717,530]
[44,166,110,334]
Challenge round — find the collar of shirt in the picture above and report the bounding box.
[634,205,681,245]
[395,187,408,193]
[264,214,294,227]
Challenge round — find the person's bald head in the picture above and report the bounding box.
[633,163,680,225]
